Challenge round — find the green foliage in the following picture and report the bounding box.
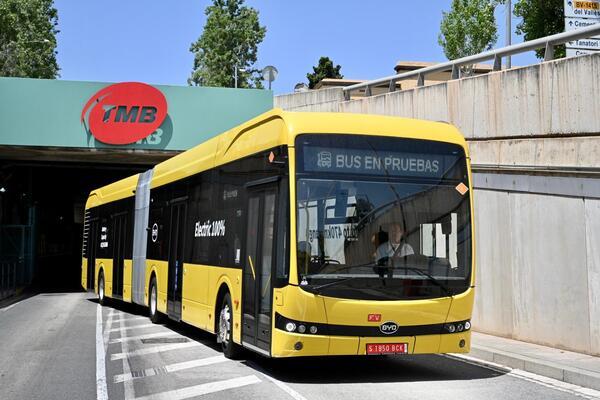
[0,0,59,78]
[306,57,343,89]
[514,0,565,59]
[438,0,500,60]
[189,0,266,88]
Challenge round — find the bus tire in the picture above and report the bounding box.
[218,292,242,359]
[98,271,106,306]
[149,276,163,324]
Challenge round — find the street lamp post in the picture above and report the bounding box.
[234,65,246,89]
[0,39,51,76]
[506,0,512,69]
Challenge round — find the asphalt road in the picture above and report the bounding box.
[1,292,599,400]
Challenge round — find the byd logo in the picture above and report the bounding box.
[379,321,399,335]
[81,82,168,145]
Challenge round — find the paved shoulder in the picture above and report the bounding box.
[0,292,97,400]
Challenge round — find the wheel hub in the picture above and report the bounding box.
[151,285,157,315]
[218,304,231,345]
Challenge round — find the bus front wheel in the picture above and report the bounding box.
[218,293,242,359]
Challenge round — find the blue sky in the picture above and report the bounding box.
[54,1,537,95]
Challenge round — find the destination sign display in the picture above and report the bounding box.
[302,146,458,178]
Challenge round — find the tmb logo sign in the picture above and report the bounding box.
[81,82,168,145]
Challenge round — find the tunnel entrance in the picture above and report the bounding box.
[0,160,153,291]
[0,76,273,296]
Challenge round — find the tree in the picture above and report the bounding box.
[514,0,565,59]
[0,0,59,78]
[189,0,266,88]
[306,57,343,89]
[438,0,501,61]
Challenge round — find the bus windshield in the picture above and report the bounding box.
[295,134,472,301]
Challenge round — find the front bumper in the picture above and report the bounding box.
[270,328,471,357]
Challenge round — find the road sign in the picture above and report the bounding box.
[565,0,600,55]
[567,37,600,50]
[567,48,597,56]
[564,0,600,18]
[566,16,599,31]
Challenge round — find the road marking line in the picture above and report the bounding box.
[133,375,261,400]
[103,309,114,349]
[113,355,228,383]
[246,360,309,400]
[111,316,146,323]
[96,304,108,400]
[109,323,158,332]
[118,318,137,400]
[110,341,201,360]
[446,354,600,400]
[109,331,181,344]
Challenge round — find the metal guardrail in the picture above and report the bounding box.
[343,24,600,100]
[0,258,18,301]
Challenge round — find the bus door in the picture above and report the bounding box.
[242,180,278,353]
[112,212,128,299]
[167,200,187,321]
[86,219,99,291]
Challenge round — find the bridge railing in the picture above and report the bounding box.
[343,24,600,100]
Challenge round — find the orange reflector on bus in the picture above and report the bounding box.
[455,183,468,195]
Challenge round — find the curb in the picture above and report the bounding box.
[0,286,35,310]
[468,344,600,392]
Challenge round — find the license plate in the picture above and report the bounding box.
[366,343,408,355]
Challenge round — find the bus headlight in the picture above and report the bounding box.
[444,320,470,334]
[309,325,318,334]
[285,322,296,332]
[297,324,306,333]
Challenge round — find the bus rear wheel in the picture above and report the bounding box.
[98,271,106,306]
[218,293,242,359]
[149,277,163,324]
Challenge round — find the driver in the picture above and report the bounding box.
[375,222,414,265]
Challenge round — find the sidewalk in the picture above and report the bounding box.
[464,331,600,391]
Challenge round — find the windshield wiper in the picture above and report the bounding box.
[400,266,452,296]
[308,276,362,295]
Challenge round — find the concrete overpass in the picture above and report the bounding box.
[275,53,600,357]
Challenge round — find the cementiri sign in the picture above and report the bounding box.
[80,82,168,145]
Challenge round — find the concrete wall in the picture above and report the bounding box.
[277,54,600,140]
[275,53,600,356]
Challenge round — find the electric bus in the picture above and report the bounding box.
[81,109,475,358]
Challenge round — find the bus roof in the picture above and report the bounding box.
[86,109,468,208]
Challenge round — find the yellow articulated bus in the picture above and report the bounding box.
[81,109,475,358]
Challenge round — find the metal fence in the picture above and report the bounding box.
[0,225,34,287]
[343,24,600,100]
[0,257,19,301]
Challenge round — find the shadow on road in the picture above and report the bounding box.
[242,351,506,384]
[91,299,506,385]
[88,297,222,352]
